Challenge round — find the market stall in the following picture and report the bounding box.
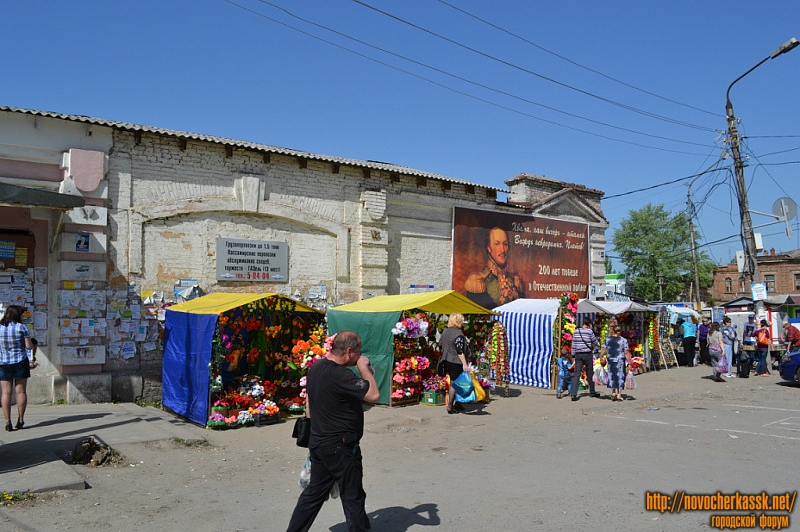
[326,290,496,406]
[577,299,657,372]
[492,298,559,388]
[162,292,324,426]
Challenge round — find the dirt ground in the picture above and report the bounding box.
[2,366,798,532]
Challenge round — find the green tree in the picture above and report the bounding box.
[612,203,715,301]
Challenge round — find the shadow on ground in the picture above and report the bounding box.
[329,503,440,532]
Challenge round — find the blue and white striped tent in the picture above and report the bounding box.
[494,299,560,388]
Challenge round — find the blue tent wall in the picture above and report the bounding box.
[162,310,218,425]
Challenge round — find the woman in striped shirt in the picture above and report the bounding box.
[0,305,33,431]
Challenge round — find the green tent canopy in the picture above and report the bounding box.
[326,290,496,404]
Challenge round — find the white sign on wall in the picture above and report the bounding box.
[216,238,288,282]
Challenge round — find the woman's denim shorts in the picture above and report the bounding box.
[0,358,30,380]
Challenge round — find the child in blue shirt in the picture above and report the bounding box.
[557,348,574,399]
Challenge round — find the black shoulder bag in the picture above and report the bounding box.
[292,417,310,448]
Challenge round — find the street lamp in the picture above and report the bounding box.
[726,38,799,324]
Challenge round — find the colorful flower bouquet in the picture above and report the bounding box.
[390,386,421,399]
[629,356,645,370]
[237,410,255,425]
[249,400,280,417]
[281,396,306,413]
[423,374,449,392]
[392,314,430,338]
[207,412,226,429]
[558,292,579,350]
[212,399,230,416]
[395,356,429,372]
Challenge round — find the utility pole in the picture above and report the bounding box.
[687,188,702,310]
[726,38,799,326]
[657,273,663,301]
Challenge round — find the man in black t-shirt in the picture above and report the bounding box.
[287,331,379,532]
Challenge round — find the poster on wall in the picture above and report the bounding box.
[452,207,590,307]
[215,238,288,282]
[0,234,35,270]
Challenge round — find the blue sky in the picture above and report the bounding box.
[2,1,799,270]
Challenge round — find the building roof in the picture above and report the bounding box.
[721,294,800,307]
[505,173,604,197]
[1,106,506,193]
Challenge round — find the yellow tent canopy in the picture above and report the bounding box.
[330,289,497,315]
[168,292,322,315]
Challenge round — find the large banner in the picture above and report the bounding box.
[452,207,590,307]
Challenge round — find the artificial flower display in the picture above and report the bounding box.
[422,374,449,392]
[392,314,430,338]
[208,296,325,411]
[248,400,279,417]
[557,292,579,350]
[237,410,255,425]
[488,321,509,393]
[207,412,226,429]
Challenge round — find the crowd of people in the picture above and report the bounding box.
[673,312,800,380]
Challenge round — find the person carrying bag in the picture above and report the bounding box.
[439,313,471,414]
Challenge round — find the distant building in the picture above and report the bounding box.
[711,248,800,310]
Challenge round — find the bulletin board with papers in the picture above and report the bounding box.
[0,267,47,344]
[57,281,107,364]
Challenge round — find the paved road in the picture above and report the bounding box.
[1,366,797,532]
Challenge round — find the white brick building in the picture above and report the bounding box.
[0,106,608,403]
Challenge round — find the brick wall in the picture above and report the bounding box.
[711,252,800,303]
[107,131,507,303]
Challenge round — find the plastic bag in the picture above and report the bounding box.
[593,365,608,386]
[298,453,339,499]
[470,371,486,402]
[716,355,729,375]
[624,371,637,391]
[452,371,476,403]
[298,453,311,489]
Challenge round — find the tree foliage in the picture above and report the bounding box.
[612,203,716,302]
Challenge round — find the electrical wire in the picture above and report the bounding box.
[434,0,721,118]
[254,0,713,148]
[751,146,800,158]
[352,0,718,132]
[223,0,711,155]
[602,164,723,200]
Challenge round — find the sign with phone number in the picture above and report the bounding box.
[216,238,288,283]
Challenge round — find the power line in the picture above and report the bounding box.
[602,163,724,200]
[434,0,721,118]
[223,0,711,155]
[352,0,718,132]
[745,135,800,139]
[751,145,800,158]
[253,0,713,148]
